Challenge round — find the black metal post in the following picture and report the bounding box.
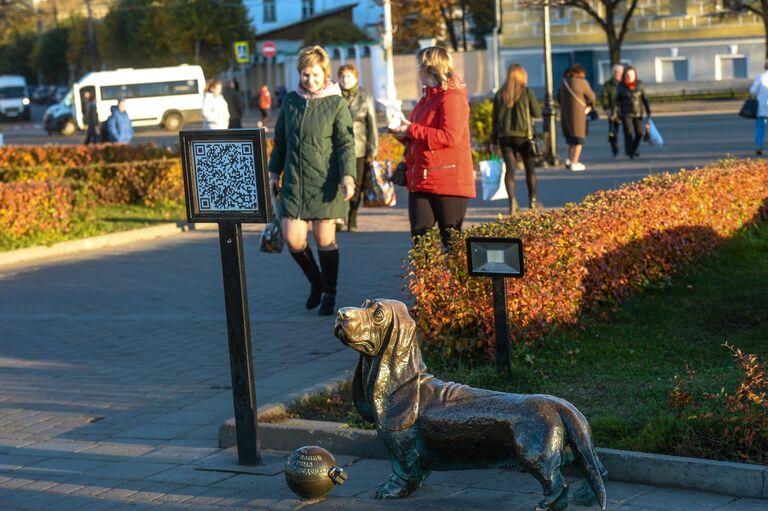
[491,276,511,373]
[218,221,260,464]
[542,0,560,167]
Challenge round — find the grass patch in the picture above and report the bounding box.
[0,203,185,252]
[288,221,768,462]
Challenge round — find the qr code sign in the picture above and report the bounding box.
[192,141,259,212]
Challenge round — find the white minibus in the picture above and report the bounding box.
[44,65,205,134]
[0,75,31,120]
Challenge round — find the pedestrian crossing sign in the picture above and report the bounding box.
[234,41,250,64]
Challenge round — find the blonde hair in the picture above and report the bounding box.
[297,46,331,82]
[337,63,359,79]
[500,64,528,107]
[417,46,462,89]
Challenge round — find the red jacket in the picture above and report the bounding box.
[405,84,476,198]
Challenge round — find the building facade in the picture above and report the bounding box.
[500,0,765,91]
[245,0,382,41]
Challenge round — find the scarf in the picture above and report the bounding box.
[341,83,359,101]
[296,81,342,100]
[623,77,637,91]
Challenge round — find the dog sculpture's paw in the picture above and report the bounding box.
[375,479,412,499]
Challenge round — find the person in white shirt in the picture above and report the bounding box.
[201,79,230,129]
[749,64,768,155]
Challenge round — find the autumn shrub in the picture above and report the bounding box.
[667,345,768,464]
[470,99,493,153]
[407,159,768,359]
[0,143,175,173]
[0,180,84,243]
[376,134,404,164]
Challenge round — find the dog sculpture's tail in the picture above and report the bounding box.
[559,404,607,510]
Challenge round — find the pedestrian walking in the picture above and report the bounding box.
[600,63,623,157]
[556,64,596,172]
[201,79,230,130]
[268,46,356,316]
[490,63,542,214]
[223,78,244,129]
[83,90,100,145]
[749,63,768,155]
[338,64,378,231]
[389,46,475,248]
[258,85,271,128]
[105,99,133,143]
[614,66,651,159]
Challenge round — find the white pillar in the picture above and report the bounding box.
[418,38,437,50]
[486,34,497,93]
[354,45,363,87]
[381,0,399,120]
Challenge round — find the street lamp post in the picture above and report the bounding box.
[542,0,559,166]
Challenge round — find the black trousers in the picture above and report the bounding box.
[409,191,468,247]
[622,117,644,156]
[348,157,370,223]
[607,117,620,155]
[498,136,537,209]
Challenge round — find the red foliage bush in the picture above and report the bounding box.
[0,143,175,172]
[407,159,768,357]
[669,344,768,464]
[0,181,79,240]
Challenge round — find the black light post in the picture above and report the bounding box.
[466,237,525,373]
[542,0,559,166]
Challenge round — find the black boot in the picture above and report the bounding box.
[317,248,339,316]
[347,209,358,232]
[289,246,323,309]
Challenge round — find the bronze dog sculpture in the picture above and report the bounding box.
[333,299,607,511]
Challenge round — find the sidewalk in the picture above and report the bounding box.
[0,206,765,510]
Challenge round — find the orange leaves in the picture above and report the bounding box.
[407,160,768,359]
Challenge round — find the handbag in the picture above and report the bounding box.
[586,108,599,122]
[390,160,407,186]
[524,92,544,158]
[364,161,397,207]
[739,97,758,119]
[480,156,508,201]
[259,190,284,254]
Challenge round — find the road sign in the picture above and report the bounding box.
[234,41,250,64]
[261,41,277,59]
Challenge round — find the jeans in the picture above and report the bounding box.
[755,117,767,149]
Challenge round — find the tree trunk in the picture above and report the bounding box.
[440,2,460,52]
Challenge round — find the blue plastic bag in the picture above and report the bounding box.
[647,118,663,146]
[480,156,508,201]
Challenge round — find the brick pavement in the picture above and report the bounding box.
[0,205,765,510]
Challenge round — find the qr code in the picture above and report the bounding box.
[192,141,259,212]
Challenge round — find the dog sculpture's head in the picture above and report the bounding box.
[334,299,425,431]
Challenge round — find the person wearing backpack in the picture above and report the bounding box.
[490,63,542,214]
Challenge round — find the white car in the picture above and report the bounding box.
[0,75,31,120]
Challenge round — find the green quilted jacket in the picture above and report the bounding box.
[268,88,356,220]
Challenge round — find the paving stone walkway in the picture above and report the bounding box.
[0,206,765,510]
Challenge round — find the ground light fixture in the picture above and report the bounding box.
[466,237,525,373]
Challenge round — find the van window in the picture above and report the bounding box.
[0,86,25,98]
[100,79,200,100]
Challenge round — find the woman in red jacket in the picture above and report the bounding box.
[390,46,476,247]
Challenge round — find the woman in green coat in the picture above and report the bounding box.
[268,46,356,316]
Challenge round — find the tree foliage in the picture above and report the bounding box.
[303,19,369,47]
[391,0,496,53]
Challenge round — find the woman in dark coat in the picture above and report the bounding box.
[268,46,356,315]
[556,64,596,172]
[491,63,542,214]
[338,63,378,231]
[389,46,476,248]
[613,66,651,159]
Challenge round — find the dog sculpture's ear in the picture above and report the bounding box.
[372,300,424,431]
[352,357,375,423]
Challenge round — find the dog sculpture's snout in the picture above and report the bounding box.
[337,308,353,321]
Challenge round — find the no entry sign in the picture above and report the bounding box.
[261,41,277,59]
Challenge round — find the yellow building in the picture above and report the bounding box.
[500,0,765,89]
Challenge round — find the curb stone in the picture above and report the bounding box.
[0,221,228,267]
[219,382,768,501]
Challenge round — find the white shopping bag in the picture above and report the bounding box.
[480,158,508,201]
[648,118,664,146]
